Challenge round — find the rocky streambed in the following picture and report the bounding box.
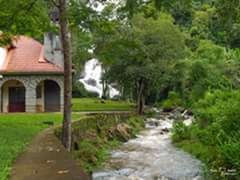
[92,109,203,180]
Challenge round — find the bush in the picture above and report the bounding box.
[162,91,182,111]
[172,121,190,142]
[72,81,99,98]
[128,116,145,134]
[72,81,88,98]
[173,90,240,178]
[218,132,240,171]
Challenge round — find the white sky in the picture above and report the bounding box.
[89,0,121,12]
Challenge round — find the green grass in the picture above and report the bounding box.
[72,98,134,112]
[0,113,83,180]
[174,140,224,179]
[0,98,133,179]
[175,140,218,165]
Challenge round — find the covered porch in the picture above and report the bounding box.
[0,77,63,113]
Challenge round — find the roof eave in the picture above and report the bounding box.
[0,71,64,75]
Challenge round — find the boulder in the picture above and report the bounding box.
[108,123,132,142]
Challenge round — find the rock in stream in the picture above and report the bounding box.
[92,110,203,180]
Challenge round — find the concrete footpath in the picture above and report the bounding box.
[10,128,90,180]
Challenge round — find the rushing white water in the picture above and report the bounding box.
[0,48,6,69]
[92,110,203,180]
[79,59,119,98]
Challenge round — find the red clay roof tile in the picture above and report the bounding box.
[0,36,63,74]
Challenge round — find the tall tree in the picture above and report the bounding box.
[98,13,186,114]
[0,0,73,150]
[0,0,52,44]
[59,0,72,151]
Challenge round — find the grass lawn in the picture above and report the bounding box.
[0,113,83,180]
[0,98,133,180]
[72,98,134,112]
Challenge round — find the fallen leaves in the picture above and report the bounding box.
[57,170,69,174]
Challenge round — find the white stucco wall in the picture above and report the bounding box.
[36,81,45,112]
[0,48,6,70]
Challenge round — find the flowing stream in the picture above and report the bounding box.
[92,110,203,180]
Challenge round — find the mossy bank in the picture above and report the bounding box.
[55,114,145,173]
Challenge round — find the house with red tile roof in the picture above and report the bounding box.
[0,35,64,112]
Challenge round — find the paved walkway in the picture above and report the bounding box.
[10,128,90,180]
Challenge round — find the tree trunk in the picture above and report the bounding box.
[137,80,145,115]
[102,78,108,99]
[59,0,72,151]
[121,86,124,100]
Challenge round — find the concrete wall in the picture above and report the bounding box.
[44,33,64,68]
[0,74,64,113]
[36,81,45,112]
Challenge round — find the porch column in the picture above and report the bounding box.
[26,86,36,112]
[60,83,64,112]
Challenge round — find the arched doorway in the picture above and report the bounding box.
[1,80,26,112]
[36,80,60,112]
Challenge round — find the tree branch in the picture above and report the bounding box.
[6,0,39,30]
[50,0,60,8]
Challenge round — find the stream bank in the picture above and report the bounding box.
[92,109,203,180]
[56,114,145,173]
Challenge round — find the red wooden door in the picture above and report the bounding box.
[8,87,25,112]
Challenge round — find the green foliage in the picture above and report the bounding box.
[175,140,218,170]
[218,132,240,170]
[68,114,145,172]
[191,7,214,40]
[173,90,240,178]
[73,139,112,172]
[172,41,238,106]
[0,0,53,42]
[72,98,134,112]
[72,81,99,98]
[172,121,190,142]
[148,39,240,107]
[0,0,93,75]
[0,113,84,180]
[162,91,182,111]
[195,40,225,62]
[127,116,145,134]
[1,0,240,177]
[97,13,186,111]
[214,0,240,47]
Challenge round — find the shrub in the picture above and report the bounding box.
[128,116,145,134]
[162,91,182,111]
[218,132,240,171]
[72,81,99,98]
[172,121,190,142]
[173,90,240,178]
[72,81,88,98]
